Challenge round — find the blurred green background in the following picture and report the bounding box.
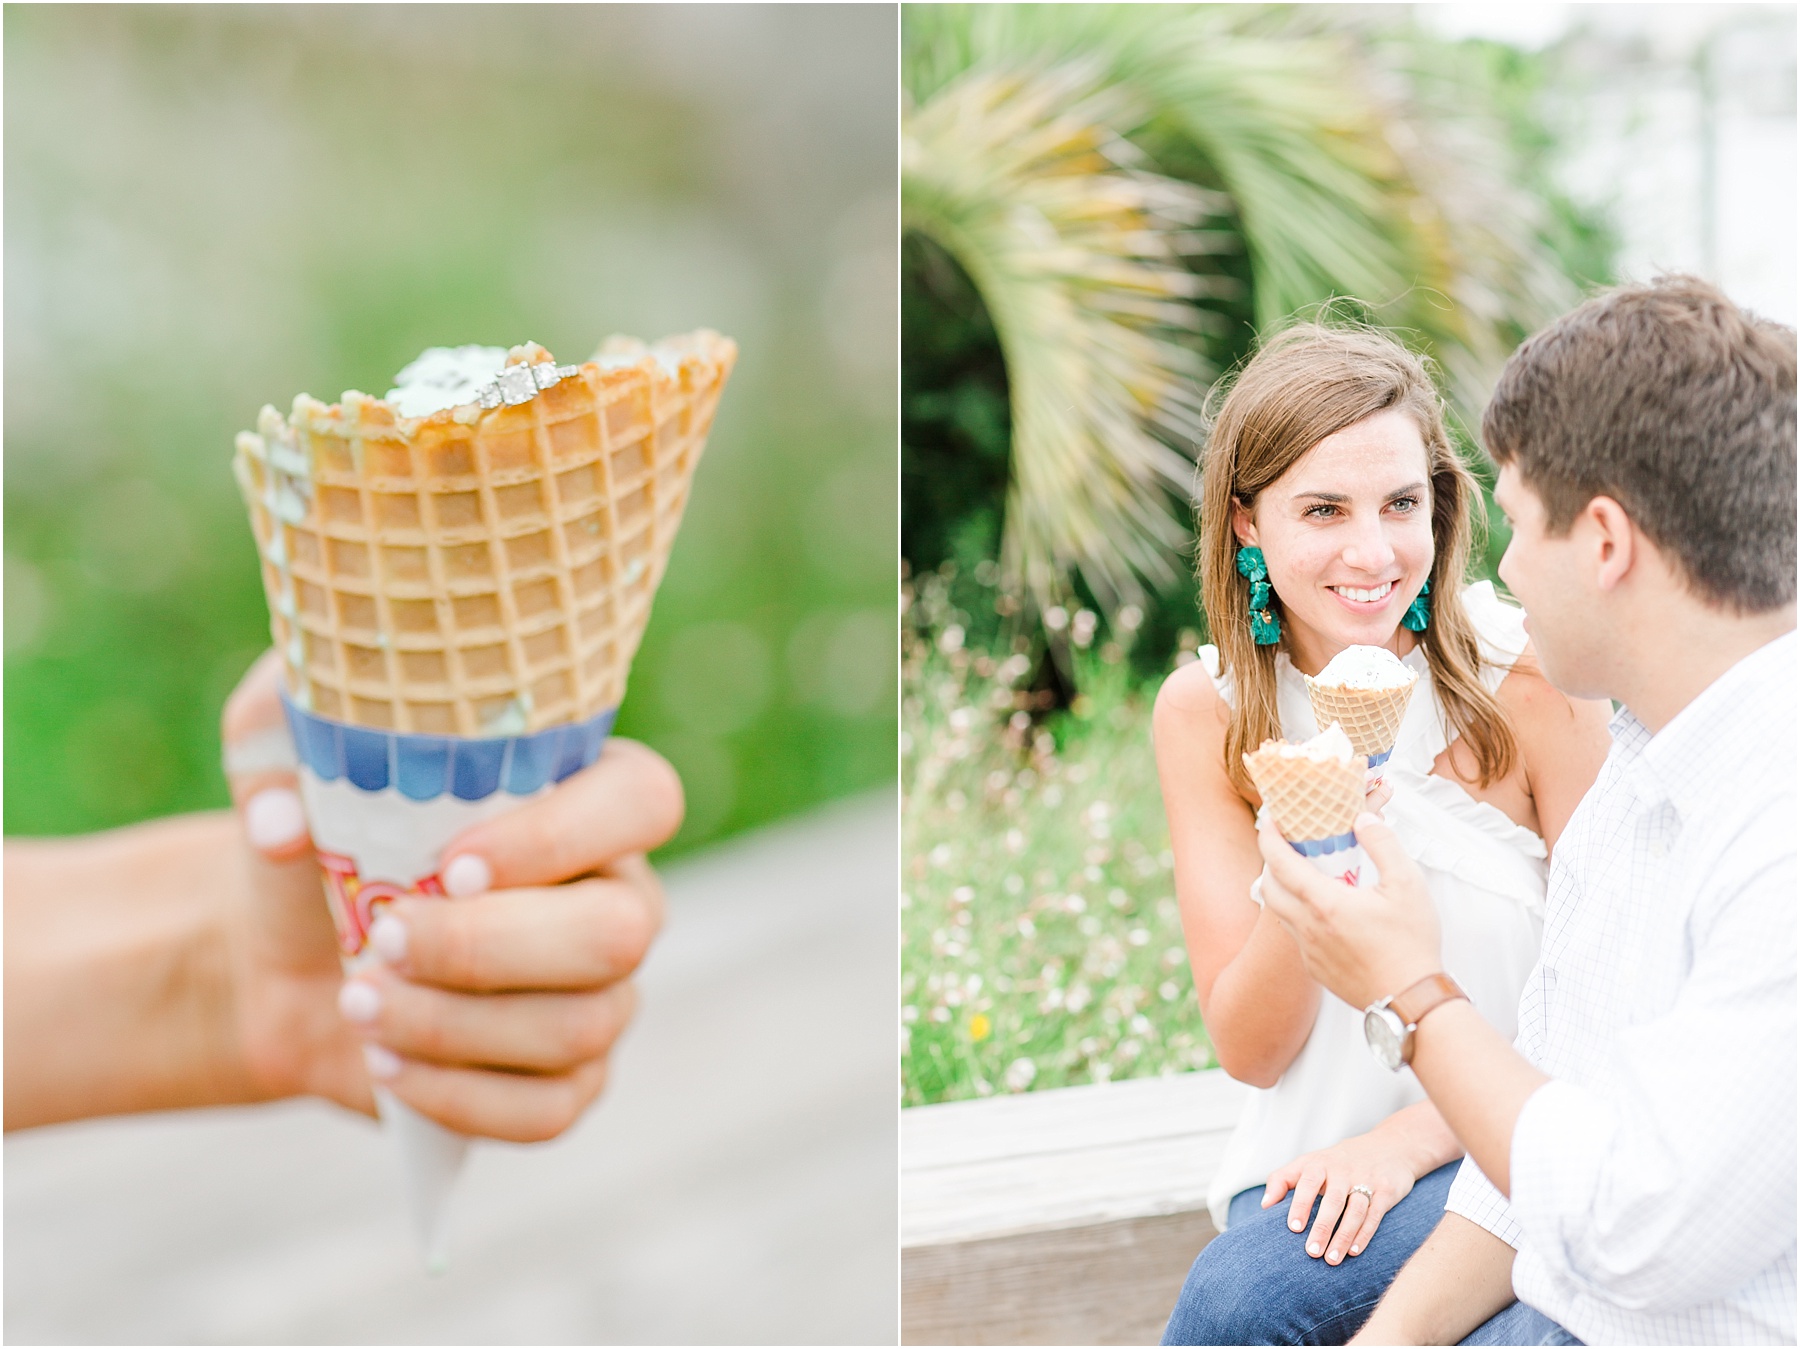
[5,5,897,850]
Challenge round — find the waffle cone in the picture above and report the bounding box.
[1302,677,1416,759]
[235,331,735,736]
[237,329,730,731]
[1243,739,1368,843]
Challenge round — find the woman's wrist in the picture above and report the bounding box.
[1370,1101,1463,1179]
[5,816,262,1128]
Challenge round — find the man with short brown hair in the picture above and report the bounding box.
[1482,274,1794,614]
[1257,276,1796,1345]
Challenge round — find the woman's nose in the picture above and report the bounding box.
[1341,517,1397,574]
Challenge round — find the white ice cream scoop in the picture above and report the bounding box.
[1314,643,1416,691]
[1266,720,1357,764]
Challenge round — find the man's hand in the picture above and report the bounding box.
[222,651,682,1142]
[1255,811,1441,1012]
[1258,802,1550,1192]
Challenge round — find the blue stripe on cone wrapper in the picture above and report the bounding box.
[282,699,617,802]
[1289,833,1379,889]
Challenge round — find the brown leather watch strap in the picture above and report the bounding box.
[1389,972,1469,1031]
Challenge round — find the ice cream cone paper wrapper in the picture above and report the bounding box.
[1289,830,1380,889]
[1362,747,1395,788]
[281,692,615,1269]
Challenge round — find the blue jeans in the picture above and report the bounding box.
[1460,1301,1582,1345]
[1162,1160,1462,1345]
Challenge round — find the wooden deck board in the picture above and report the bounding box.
[902,1069,1248,1345]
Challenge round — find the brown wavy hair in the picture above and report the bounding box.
[1196,322,1518,799]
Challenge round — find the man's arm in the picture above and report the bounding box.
[1351,1212,1517,1346]
[1262,807,1799,1314]
[1405,1000,1545,1194]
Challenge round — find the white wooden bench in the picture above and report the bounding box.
[902,1069,1250,1345]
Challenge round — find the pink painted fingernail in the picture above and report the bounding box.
[1291,1219,1304,1231]
[442,853,492,898]
[1308,1243,1322,1257]
[363,1043,401,1081]
[245,787,307,851]
[338,980,381,1025]
[370,914,408,964]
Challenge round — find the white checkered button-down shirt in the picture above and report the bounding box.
[1445,630,1796,1345]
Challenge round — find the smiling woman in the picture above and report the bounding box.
[1196,323,1518,801]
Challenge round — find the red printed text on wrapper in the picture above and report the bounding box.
[318,851,446,956]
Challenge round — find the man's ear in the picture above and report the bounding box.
[1230,497,1258,548]
[1585,496,1637,593]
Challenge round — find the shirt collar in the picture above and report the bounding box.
[1624,629,1797,817]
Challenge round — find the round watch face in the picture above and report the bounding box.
[1364,1006,1406,1072]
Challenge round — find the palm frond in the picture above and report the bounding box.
[905,63,1219,613]
[904,4,1585,626]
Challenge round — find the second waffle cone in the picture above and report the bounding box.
[235,331,736,737]
[1243,739,1368,842]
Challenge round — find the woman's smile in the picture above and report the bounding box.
[1327,580,1398,609]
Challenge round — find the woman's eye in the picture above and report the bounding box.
[1303,503,1339,519]
[1388,496,1420,514]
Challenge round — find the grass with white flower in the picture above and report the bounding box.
[902,566,1214,1107]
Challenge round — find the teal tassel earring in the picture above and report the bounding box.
[1400,577,1433,632]
[1235,546,1281,645]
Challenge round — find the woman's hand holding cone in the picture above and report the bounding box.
[222,651,684,1143]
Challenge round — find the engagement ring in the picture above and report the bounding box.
[477,362,580,410]
[1350,1185,1374,1200]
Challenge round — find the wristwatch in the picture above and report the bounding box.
[1364,973,1469,1072]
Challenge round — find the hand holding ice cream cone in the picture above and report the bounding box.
[231,329,731,1264]
[217,649,681,1137]
[1255,811,1444,1013]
